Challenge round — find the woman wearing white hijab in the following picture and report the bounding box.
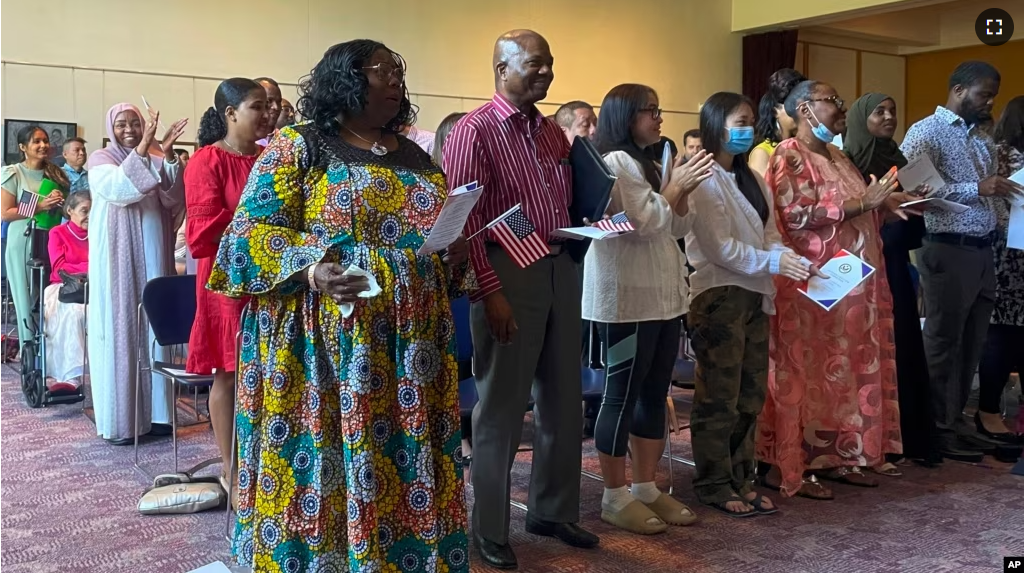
[87,102,187,444]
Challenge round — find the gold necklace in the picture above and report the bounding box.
[222,138,257,157]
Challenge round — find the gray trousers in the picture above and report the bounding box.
[470,246,582,544]
[918,239,996,440]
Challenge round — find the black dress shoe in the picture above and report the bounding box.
[975,412,1024,445]
[473,529,517,570]
[938,444,984,463]
[524,515,599,549]
[106,437,133,446]
[148,423,173,437]
[957,430,1003,454]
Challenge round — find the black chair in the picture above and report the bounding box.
[133,274,216,474]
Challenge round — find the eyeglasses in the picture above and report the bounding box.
[362,62,405,83]
[807,95,845,110]
[639,106,663,120]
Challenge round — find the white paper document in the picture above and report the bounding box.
[187,562,233,573]
[1009,168,1024,188]
[798,249,875,312]
[1008,199,1024,250]
[896,154,946,195]
[417,182,483,255]
[898,197,969,214]
[659,142,671,192]
[551,226,627,241]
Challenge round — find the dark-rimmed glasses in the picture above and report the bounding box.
[807,95,845,110]
[362,62,405,83]
[639,105,663,120]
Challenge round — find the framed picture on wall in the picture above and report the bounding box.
[3,119,78,166]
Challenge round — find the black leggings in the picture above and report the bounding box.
[978,323,1024,415]
[594,319,680,457]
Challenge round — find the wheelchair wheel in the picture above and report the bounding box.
[19,341,44,409]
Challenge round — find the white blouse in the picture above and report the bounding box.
[685,162,792,314]
[582,150,693,323]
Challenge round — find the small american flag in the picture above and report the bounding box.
[491,206,550,268]
[17,191,38,219]
[593,212,634,233]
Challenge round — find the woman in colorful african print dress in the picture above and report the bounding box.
[209,40,470,572]
[755,81,915,500]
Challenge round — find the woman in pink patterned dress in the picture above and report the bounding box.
[756,80,915,499]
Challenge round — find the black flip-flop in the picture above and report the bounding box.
[705,498,756,518]
[746,494,779,515]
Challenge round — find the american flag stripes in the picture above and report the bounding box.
[593,212,635,233]
[17,191,38,219]
[490,206,550,268]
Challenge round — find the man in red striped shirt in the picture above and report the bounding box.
[445,29,597,570]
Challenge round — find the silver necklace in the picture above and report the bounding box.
[342,125,388,156]
[221,138,257,157]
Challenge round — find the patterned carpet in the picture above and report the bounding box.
[1,364,1022,573]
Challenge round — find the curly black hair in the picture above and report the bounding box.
[297,39,416,134]
[754,68,807,144]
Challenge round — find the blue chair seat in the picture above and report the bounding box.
[458,377,478,415]
[581,367,605,399]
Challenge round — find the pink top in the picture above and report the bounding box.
[48,221,89,283]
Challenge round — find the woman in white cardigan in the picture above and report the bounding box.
[584,84,714,535]
[685,92,822,517]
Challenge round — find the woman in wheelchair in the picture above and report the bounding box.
[1,125,69,359]
[44,190,91,392]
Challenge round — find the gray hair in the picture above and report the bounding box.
[783,80,825,121]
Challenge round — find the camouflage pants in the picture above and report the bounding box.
[688,286,769,504]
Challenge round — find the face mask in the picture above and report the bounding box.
[805,106,836,143]
[724,126,755,155]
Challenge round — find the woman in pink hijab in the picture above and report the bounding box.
[86,102,188,445]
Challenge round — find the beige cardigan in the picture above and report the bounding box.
[685,162,792,314]
[582,151,693,323]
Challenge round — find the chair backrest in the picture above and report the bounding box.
[450,296,472,363]
[141,275,197,347]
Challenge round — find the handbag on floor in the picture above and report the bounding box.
[138,459,225,515]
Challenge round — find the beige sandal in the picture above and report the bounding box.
[601,500,668,535]
[644,493,698,526]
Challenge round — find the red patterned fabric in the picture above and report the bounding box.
[756,139,902,496]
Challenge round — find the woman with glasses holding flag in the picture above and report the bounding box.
[583,83,713,535]
[1,125,68,362]
[208,40,470,571]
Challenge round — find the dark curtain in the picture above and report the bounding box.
[742,30,799,102]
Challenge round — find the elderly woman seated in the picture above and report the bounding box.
[44,190,90,392]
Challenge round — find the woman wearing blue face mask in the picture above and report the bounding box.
[755,80,915,501]
[686,92,820,517]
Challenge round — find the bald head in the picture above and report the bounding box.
[493,29,554,111]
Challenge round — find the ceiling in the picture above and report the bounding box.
[799,0,1023,54]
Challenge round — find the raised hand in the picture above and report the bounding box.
[159,117,189,160]
[136,111,160,158]
[863,172,900,210]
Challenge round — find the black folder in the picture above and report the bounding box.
[566,136,616,262]
[569,136,616,226]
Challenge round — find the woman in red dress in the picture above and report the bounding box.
[185,78,271,496]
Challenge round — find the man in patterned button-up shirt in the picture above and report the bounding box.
[901,61,1021,461]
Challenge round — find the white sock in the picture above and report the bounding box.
[601,486,634,512]
[631,481,661,504]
